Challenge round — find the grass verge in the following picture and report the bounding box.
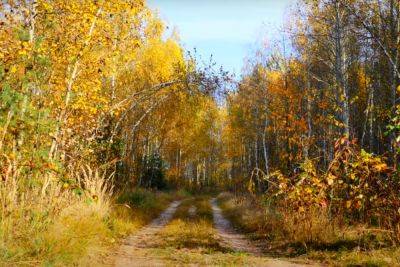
[217,192,400,266]
[0,186,181,266]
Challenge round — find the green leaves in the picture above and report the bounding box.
[0,84,23,109]
[17,29,30,42]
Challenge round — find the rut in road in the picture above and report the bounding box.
[114,200,181,267]
[210,198,312,267]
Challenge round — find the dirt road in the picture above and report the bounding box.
[111,198,317,266]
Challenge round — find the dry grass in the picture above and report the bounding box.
[0,162,177,266]
[161,219,224,251]
[217,193,267,235]
[282,209,338,246]
[116,188,180,226]
[0,165,118,266]
[217,192,397,266]
[159,196,224,251]
[118,195,275,266]
[217,192,337,245]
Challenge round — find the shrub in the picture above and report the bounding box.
[327,138,400,242]
[263,137,400,243]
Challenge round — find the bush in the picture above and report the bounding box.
[263,137,400,242]
[327,138,400,242]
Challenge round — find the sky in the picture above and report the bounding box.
[147,0,295,75]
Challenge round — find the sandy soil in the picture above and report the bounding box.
[109,198,320,267]
[210,198,314,267]
[114,200,182,267]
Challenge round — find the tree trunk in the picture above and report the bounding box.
[262,117,269,181]
[333,1,350,137]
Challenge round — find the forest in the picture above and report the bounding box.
[1,0,400,266]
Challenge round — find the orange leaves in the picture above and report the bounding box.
[268,145,395,234]
[269,160,328,214]
[265,136,396,221]
[325,137,399,220]
[225,58,315,172]
[318,100,329,110]
[373,163,389,173]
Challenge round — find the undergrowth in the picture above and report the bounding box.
[217,192,398,266]
[0,168,178,267]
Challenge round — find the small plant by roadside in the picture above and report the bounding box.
[217,137,400,265]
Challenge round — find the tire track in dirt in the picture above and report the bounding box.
[210,198,312,267]
[114,200,181,267]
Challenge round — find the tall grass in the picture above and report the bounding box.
[116,188,177,225]
[217,192,396,265]
[0,150,183,266]
[218,193,338,250]
[0,163,120,266]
